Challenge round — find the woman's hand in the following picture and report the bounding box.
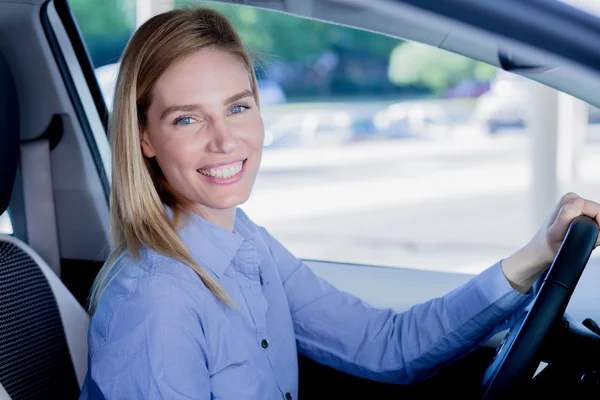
[502,192,600,293]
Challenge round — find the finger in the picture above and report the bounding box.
[581,198,600,246]
[582,198,600,221]
[548,197,585,239]
[560,192,582,206]
[547,192,581,225]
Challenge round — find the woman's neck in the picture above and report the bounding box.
[193,205,237,232]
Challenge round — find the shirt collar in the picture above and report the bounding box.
[175,207,260,278]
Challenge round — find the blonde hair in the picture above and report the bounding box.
[88,7,260,314]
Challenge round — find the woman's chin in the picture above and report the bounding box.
[199,193,251,211]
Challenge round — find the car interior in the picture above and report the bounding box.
[2,0,600,398]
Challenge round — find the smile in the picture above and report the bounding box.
[197,160,245,179]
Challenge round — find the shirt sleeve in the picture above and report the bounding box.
[81,273,211,400]
[260,227,534,385]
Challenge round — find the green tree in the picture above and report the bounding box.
[69,0,135,67]
[388,41,496,94]
[187,1,401,65]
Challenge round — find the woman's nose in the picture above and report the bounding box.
[208,119,238,153]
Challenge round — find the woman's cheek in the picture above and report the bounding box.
[251,117,265,147]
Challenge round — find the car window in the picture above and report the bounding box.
[0,212,12,235]
[70,0,600,274]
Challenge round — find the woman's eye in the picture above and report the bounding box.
[230,104,250,115]
[175,116,195,125]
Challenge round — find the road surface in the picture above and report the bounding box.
[242,133,600,274]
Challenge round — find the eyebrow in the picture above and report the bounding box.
[225,89,254,105]
[159,89,254,121]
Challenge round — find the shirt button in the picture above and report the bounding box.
[261,339,269,349]
[285,393,292,400]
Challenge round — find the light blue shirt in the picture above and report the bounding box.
[80,208,532,399]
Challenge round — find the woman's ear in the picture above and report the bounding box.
[140,131,156,158]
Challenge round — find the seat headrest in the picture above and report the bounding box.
[0,52,19,215]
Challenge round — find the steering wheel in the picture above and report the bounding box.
[480,215,599,400]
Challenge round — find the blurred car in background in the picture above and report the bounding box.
[473,69,600,134]
[264,110,353,148]
[471,70,532,134]
[95,62,120,110]
[263,108,383,148]
[347,114,381,142]
[257,78,287,106]
[374,101,475,141]
[444,79,490,99]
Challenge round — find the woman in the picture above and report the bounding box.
[80,7,600,400]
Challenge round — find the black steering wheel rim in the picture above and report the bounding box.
[480,215,599,400]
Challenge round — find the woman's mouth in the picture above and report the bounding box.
[197,159,246,184]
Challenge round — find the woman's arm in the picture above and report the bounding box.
[260,193,600,385]
[260,227,532,385]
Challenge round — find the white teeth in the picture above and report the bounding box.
[198,162,243,179]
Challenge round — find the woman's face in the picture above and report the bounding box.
[141,48,264,213]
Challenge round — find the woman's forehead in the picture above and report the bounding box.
[151,48,252,106]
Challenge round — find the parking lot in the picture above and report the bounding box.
[244,128,600,274]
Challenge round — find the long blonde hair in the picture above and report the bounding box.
[88,7,260,314]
